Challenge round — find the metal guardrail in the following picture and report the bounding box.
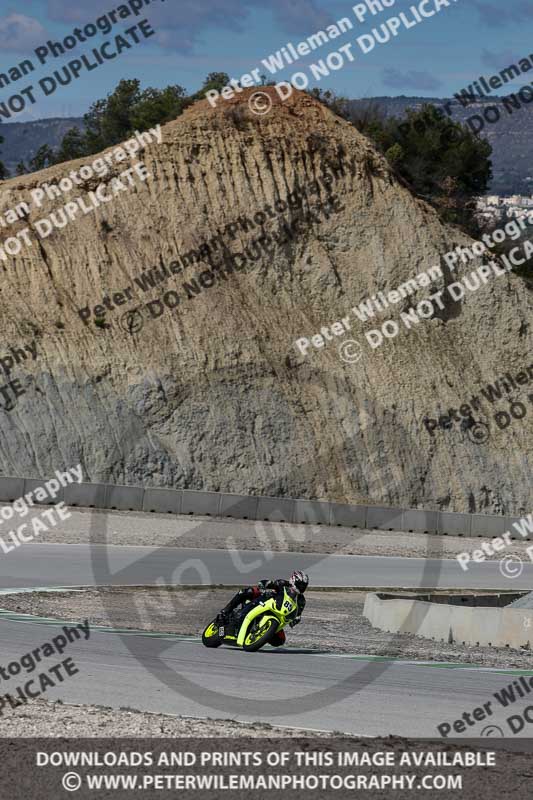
[0,476,527,539]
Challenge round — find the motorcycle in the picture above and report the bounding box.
[202,588,299,652]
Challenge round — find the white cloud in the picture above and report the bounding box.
[45,0,331,52]
[382,68,442,92]
[0,13,47,52]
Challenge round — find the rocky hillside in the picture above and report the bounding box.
[0,88,530,514]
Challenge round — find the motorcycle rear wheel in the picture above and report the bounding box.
[242,616,278,652]
[202,620,223,648]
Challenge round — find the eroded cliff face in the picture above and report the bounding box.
[0,88,530,513]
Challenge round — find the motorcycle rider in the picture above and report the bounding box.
[216,570,309,646]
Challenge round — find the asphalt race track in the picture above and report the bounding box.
[2,543,533,590]
[2,511,533,738]
[2,614,531,738]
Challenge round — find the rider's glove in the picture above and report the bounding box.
[289,617,301,628]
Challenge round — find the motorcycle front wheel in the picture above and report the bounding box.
[202,620,223,648]
[242,616,278,652]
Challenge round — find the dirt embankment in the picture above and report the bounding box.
[0,88,530,512]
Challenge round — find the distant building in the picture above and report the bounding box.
[475,196,505,225]
[477,194,533,224]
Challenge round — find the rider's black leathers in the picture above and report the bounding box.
[220,579,306,620]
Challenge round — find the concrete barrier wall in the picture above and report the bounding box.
[438,512,471,536]
[506,516,533,540]
[293,500,331,525]
[364,593,533,649]
[0,478,24,502]
[23,478,65,505]
[64,482,108,507]
[0,475,522,538]
[471,514,506,537]
[181,491,221,516]
[329,504,367,528]
[502,607,533,646]
[366,506,404,531]
[142,488,182,514]
[105,485,144,512]
[403,510,439,534]
[219,494,258,519]
[256,497,295,523]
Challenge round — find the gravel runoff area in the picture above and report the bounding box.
[3,698,341,738]
[11,504,533,561]
[3,587,533,669]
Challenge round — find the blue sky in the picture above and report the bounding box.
[0,0,531,120]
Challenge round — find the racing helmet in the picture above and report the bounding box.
[289,570,309,594]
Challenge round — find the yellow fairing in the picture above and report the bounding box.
[236,589,298,647]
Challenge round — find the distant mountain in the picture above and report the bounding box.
[0,117,84,175]
[348,96,533,195]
